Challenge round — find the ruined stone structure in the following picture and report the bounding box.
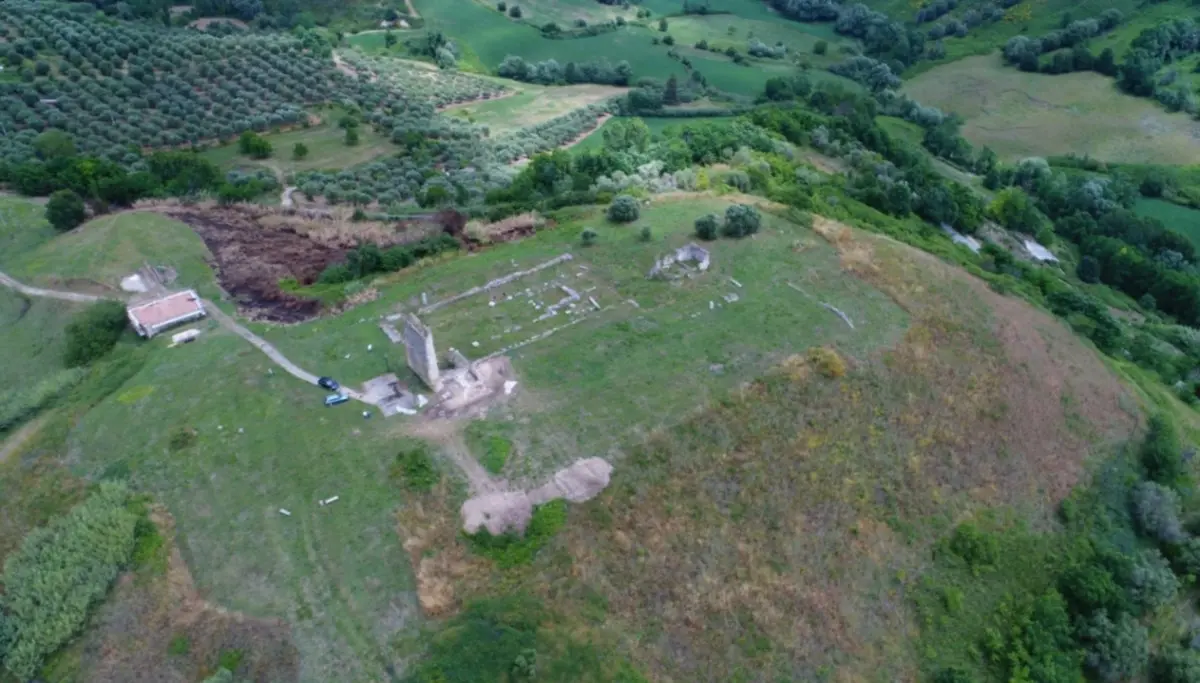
[648,243,711,279]
[402,314,440,390]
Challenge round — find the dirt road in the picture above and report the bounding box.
[0,269,374,406]
[0,271,101,303]
[201,301,371,404]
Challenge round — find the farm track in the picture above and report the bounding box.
[0,269,375,406]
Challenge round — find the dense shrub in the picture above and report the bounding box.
[694,213,719,240]
[721,203,761,238]
[1131,481,1186,544]
[466,499,568,567]
[1128,549,1178,613]
[64,299,128,367]
[0,482,137,679]
[1153,647,1200,683]
[394,445,439,492]
[1077,254,1101,283]
[237,131,272,159]
[318,234,460,284]
[948,522,998,572]
[1141,414,1184,484]
[45,189,86,232]
[1078,612,1148,682]
[606,194,640,223]
[581,227,598,246]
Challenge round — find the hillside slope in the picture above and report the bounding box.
[398,214,1139,681]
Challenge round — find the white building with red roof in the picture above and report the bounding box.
[126,290,206,338]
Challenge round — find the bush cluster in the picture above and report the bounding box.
[0,483,138,679]
[318,233,460,284]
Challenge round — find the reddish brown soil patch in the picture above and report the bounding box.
[154,206,344,322]
[80,507,298,683]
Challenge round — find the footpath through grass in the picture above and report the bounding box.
[5,212,218,298]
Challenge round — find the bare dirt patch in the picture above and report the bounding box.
[188,16,248,29]
[143,204,457,321]
[79,507,299,683]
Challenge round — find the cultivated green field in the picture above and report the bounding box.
[1135,197,1200,250]
[200,106,399,175]
[417,0,689,79]
[446,83,625,134]
[905,53,1200,164]
[667,13,845,56]
[4,212,219,298]
[260,197,910,479]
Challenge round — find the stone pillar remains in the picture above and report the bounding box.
[402,314,440,390]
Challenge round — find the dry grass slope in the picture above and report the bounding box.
[905,53,1200,164]
[402,216,1138,680]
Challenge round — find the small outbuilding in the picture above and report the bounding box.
[127,290,206,338]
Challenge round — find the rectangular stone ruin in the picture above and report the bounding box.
[648,242,711,279]
[402,314,440,390]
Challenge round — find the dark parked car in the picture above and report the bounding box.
[317,376,339,391]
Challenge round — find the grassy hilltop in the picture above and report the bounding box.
[7,0,1200,681]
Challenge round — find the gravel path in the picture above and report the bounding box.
[0,269,374,406]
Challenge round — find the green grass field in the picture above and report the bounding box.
[417,0,690,80]
[445,83,625,134]
[259,197,910,479]
[199,106,399,176]
[667,13,846,56]
[64,328,419,682]
[904,53,1200,164]
[0,196,56,271]
[0,289,80,389]
[1135,197,1200,250]
[5,212,219,298]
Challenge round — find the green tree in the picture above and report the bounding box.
[1141,414,1183,484]
[33,130,76,160]
[344,127,360,146]
[384,30,397,48]
[988,187,1044,233]
[606,195,640,223]
[694,213,719,240]
[1078,612,1148,682]
[1077,255,1101,283]
[293,142,309,160]
[814,40,828,55]
[45,189,86,232]
[722,203,761,238]
[658,17,668,31]
[581,227,598,246]
[1153,647,1200,683]
[508,5,522,18]
[237,131,272,159]
[664,74,679,104]
[64,300,128,367]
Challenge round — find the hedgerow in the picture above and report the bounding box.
[0,482,138,679]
